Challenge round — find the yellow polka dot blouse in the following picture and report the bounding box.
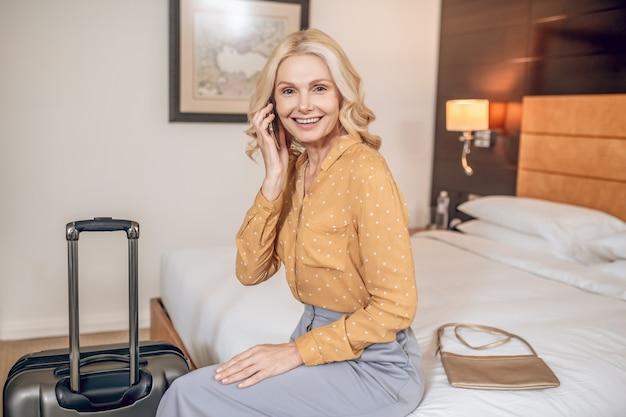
[236,136,417,366]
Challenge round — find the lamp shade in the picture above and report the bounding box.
[446,99,489,132]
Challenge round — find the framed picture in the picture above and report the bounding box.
[169,0,310,123]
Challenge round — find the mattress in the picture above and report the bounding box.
[160,231,626,417]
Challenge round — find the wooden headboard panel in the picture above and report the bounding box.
[517,94,626,222]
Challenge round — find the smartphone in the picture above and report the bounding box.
[268,96,281,148]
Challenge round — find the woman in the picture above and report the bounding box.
[156,28,424,417]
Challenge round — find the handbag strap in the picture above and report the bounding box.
[435,322,538,356]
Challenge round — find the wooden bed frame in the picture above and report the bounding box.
[150,298,196,368]
[150,94,626,367]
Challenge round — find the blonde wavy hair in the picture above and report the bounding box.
[245,28,381,159]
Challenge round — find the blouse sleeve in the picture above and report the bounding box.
[235,190,283,286]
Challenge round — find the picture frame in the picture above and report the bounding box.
[169,0,310,123]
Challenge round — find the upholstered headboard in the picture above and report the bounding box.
[517,94,626,222]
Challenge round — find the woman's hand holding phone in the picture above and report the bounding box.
[254,100,283,151]
[268,97,281,149]
[254,99,288,202]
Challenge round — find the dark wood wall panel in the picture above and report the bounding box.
[441,0,529,36]
[431,0,626,223]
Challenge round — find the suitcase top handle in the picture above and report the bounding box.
[66,218,139,241]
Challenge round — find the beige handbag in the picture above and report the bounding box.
[436,323,560,390]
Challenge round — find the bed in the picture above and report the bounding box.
[150,94,626,416]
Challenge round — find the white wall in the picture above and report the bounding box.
[0,0,440,340]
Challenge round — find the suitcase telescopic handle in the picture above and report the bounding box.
[65,218,140,393]
[66,217,139,240]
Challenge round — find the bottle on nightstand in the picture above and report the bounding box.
[434,191,449,229]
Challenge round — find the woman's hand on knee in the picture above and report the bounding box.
[214,342,304,388]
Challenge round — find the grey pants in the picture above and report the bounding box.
[156,305,424,417]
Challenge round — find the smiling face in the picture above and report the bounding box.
[274,54,342,149]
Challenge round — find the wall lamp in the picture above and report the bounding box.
[446,99,490,176]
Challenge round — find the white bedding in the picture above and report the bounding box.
[160,231,626,417]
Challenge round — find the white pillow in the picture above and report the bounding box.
[591,260,626,280]
[456,219,554,254]
[457,196,626,264]
[586,231,626,262]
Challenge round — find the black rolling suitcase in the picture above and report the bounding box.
[3,218,189,416]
